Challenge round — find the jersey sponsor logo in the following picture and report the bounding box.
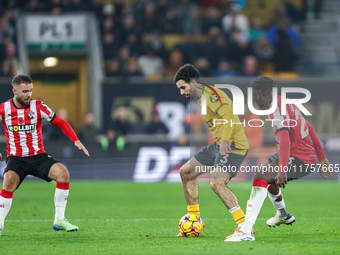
[27,110,35,119]
[197,83,222,105]
[206,119,214,128]
[8,123,36,133]
[209,93,219,103]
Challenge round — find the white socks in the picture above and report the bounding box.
[0,189,13,226]
[54,183,69,224]
[242,186,267,234]
[268,188,288,218]
[0,197,12,225]
[0,184,71,228]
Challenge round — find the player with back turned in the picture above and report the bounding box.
[0,75,90,236]
[174,64,254,238]
[226,76,332,242]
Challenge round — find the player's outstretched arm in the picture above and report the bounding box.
[275,129,290,188]
[318,158,333,179]
[51,114,90,157]
[306,121,332,178]
[307,121,326,161]
[74,140,90,157]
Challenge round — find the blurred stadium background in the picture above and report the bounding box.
[0,0,339,183]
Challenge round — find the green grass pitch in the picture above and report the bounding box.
[1,180,339,254]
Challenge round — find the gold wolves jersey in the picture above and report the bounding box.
[197,87,249,155]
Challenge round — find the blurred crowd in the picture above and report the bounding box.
[0,0,21,76]
[102,0,304,78]
[0,0,324,79]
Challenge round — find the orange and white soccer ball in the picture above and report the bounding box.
[178,214,204,237]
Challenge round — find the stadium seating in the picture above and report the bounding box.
[243,0,303,27]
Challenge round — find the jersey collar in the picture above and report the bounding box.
[11,98,29,109]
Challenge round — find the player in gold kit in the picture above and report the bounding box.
[174,64,252,238]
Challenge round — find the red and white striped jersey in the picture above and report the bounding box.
[268,96,317,164]
[0,99,55,157]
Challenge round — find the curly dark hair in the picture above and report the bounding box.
[251,76,277,94]
[12,74,33,87]
[174,64,200,84]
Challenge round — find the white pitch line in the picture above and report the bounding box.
[6,217,340,223]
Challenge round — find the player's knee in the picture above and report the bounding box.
[209,179,217,191]
[223,178,230,186]
[57,168,70,182]
[2,181,17,192]
[209,178,224,191]
[179,166,189,181]
[2,173,19,191]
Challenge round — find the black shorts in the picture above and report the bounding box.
[194,142,248,178]
[267,153,315,181]
[5,153,59,188]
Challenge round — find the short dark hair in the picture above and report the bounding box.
[251,76,277,94]
[174,64,200,84]
[12,74,33,87]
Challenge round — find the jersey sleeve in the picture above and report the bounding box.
[39,101,56,122]
[269,106,290,135]
[307,121,326,160]
[51,114,79,143]
[276,129,291,172]
[0,103,3,123]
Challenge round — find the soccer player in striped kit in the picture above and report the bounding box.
[0,75,90,236]
[225,76,332,242]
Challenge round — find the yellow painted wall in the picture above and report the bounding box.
[29,58,88,131]
[243,0,303,27]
